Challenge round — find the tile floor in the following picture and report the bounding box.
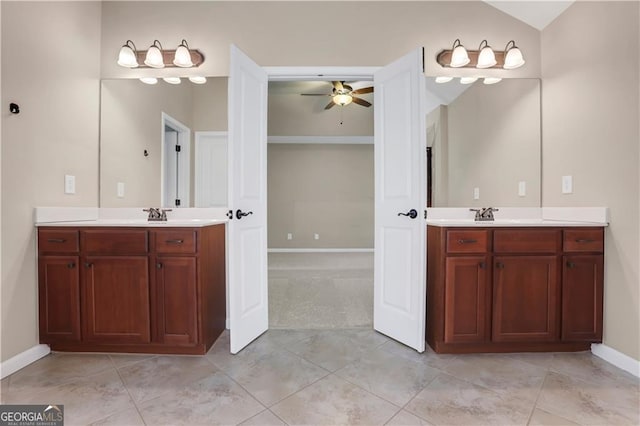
[1,329,639,425]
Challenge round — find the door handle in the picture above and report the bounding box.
[397,209,418,219]
[236,209,254,220]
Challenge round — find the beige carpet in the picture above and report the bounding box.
[268,252,374,329]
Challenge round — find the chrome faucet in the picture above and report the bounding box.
[469,207,499,221]
[143,208,171,221]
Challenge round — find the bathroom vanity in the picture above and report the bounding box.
[36,221,226,355]
[426,221,605,354]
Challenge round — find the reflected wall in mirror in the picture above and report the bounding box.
[426,78,541,207]
[100,77,228,207]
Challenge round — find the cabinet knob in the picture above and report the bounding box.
[496,262,505,269]
[157,263,163,269]
[67,262,76,269]
[85,262,93,268]
[566,261,576,268]
[479,261,486,269]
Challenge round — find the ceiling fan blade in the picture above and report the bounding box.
[324,101,336,110]
[343,84,353,92]
[300,93,331,96]
[351,86,373,95]
[332,81,344,91]
[352,96,372,107]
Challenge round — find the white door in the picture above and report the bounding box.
[373,48,427,352]
[195,131,228,207]
[228,45,269,354]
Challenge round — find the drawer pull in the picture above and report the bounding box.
[458,239,478,244]
[47,238,67,243]
[85,262,93,268]
[479,261,486,269]
[575,239,595,243]
[566,261,576,268]
[496,262,505,269]
[67,262,76,269]
[165,239,184,244]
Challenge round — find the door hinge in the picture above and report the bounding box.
[424,210,428,219]
[175,145,181,152]
[175,199,181,206]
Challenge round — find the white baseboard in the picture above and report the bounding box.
[1,344,50,379]
[268,248,374,253]
[591,343,640,378]
[226,318,230,330]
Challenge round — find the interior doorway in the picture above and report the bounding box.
[161,113,191,208]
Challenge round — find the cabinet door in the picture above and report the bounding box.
[444,256,490,343]
[82,256,150,343]
[493,256,560,342]
[562,255,603,342]
[38,256,81,342]
[154,257,198,345]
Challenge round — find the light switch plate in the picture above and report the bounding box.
[473,187,480,200]
[314,233,320,240]
[64,175,75,194]
[287,233,293,240]
[562,175,573,194]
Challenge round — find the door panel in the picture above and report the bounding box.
[373,48,427,352]
[228,45,269,354]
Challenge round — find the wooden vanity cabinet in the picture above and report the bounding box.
[427,226,604,354]
[37,224,226,355]
[38,229,81,343]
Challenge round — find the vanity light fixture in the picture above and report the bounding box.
[449,39,470,68]
[483,77,502,85]
[139,77,158,85]
[188,76,207,84]
[503,40,525,69]
[144,40,165,68]
[117,39,204,68]
[332,93,353,106]
[173,39,194,67]
[476,40,496,69]
[163,77,181,85]
[437,39,524,70]
[435,76,454,83]
[460,77,478,85]
[117,40,139,68]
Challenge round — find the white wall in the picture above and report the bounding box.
[541,1,640,361]
[1,1,102,361]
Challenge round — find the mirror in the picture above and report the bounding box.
[99,77,228,207]
[99,77,540,209]
[425,77,541,207]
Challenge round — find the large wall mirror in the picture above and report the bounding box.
[99,77,540,209]
[99,77,228,208]
[425,77,541,207]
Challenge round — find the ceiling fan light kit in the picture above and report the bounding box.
[301,81,374,110]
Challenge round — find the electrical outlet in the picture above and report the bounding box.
[562,175,573,194]
[117,182,125,198]
[287,233,293,240]
[473,187,480,200]
[314,233,320,240]
[64,175,76,194]
[518,181,526,197]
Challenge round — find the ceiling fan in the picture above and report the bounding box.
[301,81,373,110]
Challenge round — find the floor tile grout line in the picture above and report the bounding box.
[525,371,549,426]
[112,364,149,426]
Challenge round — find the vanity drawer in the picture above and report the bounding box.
[81,230,148,254]
[446,230,489,253]
[494,229,561,254]
[153,230,197,254]
[38,229,79,253]
[563,229,604,253]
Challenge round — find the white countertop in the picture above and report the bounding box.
[36,218,227,228]
[426,218,607,227]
